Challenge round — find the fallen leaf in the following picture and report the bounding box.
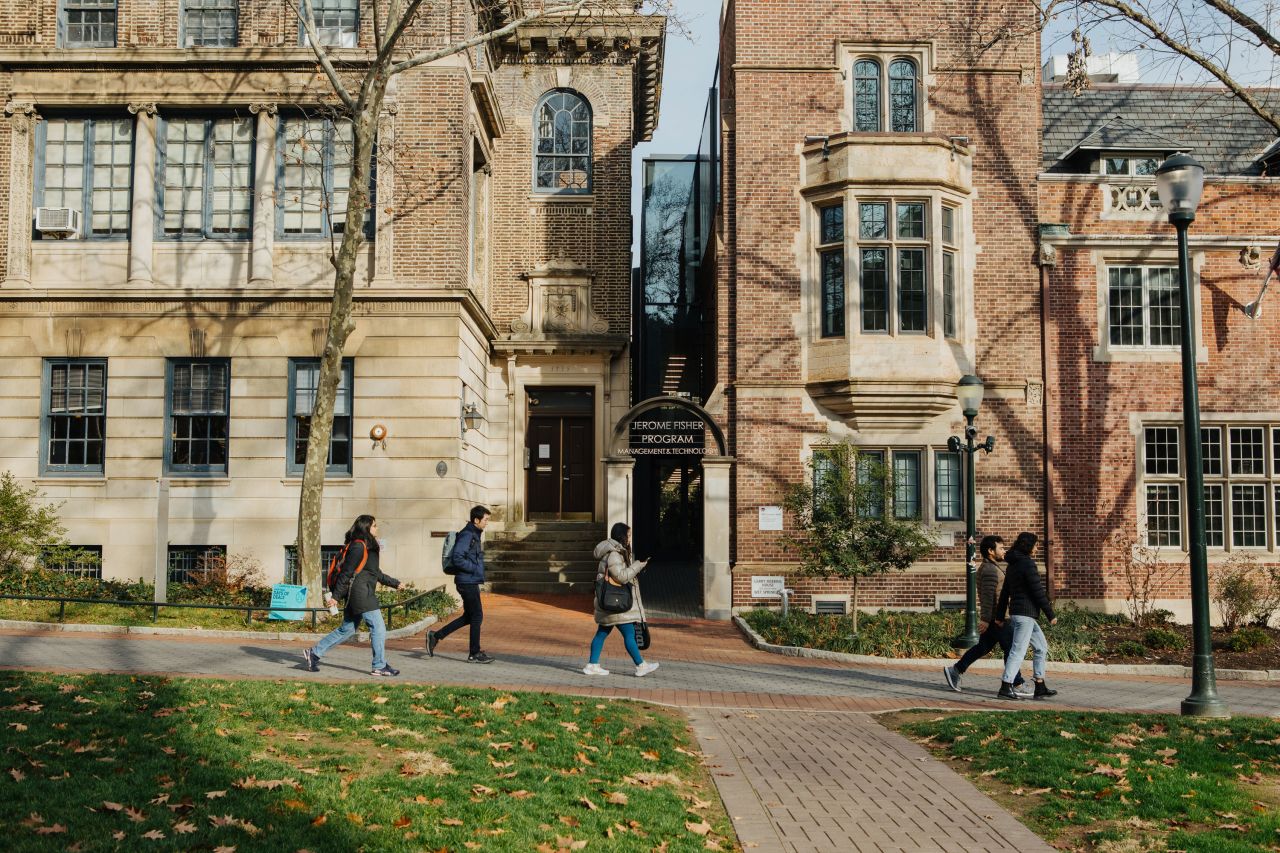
[1059,731,1078,739]
[510,790,534,799]
[141,829,165,840]
[641,750,660,762]
[9,768,24,783]
[393,816,411,828]
[102,801,125,812]
[580,797,597,810]
[310,815,327,826]
[205,790,227,799]
[440,818,464,826]
[172,821,197,834]
[34,825,68,835]
[606,791,628,805]
[686,820,712,836]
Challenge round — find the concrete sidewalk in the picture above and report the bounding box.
[1,594,1275,852]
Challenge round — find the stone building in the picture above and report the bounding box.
[0,2,664,587]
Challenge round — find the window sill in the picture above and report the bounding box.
[32,477,107,486]
[1093,346,1205,364]
[280,478,355,486]
[528,194,594,204]
[166,478,231,487]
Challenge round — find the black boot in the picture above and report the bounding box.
[1033,679,1058,699]
[996,681,1021,701]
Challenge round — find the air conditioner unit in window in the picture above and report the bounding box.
[34,207,81,238]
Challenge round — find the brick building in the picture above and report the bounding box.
[0,2,663,587]
[713,1,1280,620]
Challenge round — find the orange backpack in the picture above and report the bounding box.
[325,540,370,593]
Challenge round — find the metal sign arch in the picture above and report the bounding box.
[609,395,727,457]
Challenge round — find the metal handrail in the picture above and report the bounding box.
[0,585,446,630]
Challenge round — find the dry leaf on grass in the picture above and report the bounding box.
[440,817,464,826]
[605,792,628,805]
[141,829,165,840]
[172,821,197,834]
[33,824,68,835]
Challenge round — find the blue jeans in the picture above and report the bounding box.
[589,623,643,666]
[311,608,387,670]
[1002,615,1048,683]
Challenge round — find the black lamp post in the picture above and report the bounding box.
[1154,152,1229,718]
[949,374,994,649]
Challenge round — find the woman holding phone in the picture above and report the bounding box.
[583,522,658,677]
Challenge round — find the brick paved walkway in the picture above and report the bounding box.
[1,593,1276,852]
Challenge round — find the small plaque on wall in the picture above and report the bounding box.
[751,576,786,598]
[758,506,783,531]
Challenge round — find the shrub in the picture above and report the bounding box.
[1213,555,1262,632]
[0,472,80,572]
[1111,640,1148,658]
[1147,609,1176,626]
[1226,626,1273,653]
[1141,627,1186,650]
[1250,566,1280,628]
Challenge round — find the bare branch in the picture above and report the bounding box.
[1197,0,1280,56]
[377,0,427,68]
[390,0,593,76]
[1061,0,1280,133]
[294,0,358,112]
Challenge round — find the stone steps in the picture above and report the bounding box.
[484,523,605,594]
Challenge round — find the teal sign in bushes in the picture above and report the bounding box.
[268,584,308,621]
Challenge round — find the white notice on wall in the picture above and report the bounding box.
[751,576,786,599]
[539,444,551,459]
[758,505,783,531]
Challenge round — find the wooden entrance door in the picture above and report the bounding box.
[526,387,594,520]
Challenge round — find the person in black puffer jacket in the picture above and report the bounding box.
[302,515,402,677]
[993,531,1058,701]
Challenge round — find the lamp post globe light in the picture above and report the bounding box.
[949,374,994,649]
[1155,153,1229,718]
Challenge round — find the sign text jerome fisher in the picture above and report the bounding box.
[626,417,707,456]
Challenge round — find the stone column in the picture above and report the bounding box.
[371,102,396,285]
[603,456,635,530]
[4,101,38,288]
[126,102,158,287]
[249,103,277,286]
[701,455,735,621]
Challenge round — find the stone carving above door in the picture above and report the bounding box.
[511,259,609,336]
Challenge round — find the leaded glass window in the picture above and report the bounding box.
[534,91,592,194]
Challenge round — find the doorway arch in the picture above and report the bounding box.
[604,396,733,620]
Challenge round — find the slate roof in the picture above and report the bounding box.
[1043,85,1280,175]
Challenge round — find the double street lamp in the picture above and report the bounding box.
[949,374,994,650]
[1154,153,1229,717]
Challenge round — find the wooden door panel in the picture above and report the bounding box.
[563,417,593,515]
[527,418,561,514]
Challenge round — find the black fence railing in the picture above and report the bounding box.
[0,586,445,631]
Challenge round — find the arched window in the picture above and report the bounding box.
[853,60,881,132]
[888,59,918,132]
[534,90,592,194]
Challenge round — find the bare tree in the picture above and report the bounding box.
[291,0,672,605]
[1046,0,1280,132]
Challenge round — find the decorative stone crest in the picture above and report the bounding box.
[511,259,609,336]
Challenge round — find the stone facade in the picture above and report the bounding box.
[0,2,663,587]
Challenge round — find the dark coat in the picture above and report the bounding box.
[331,539,400,617]
[995,549,1054,622]
[449,522,486,585]
[977,559,1007,624]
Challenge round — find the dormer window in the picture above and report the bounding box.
[1101,154,1161,176]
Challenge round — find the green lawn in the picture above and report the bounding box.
[889,710,1280,852]
[0,672,734,851]
[0,588,457,634]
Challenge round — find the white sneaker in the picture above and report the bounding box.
[582,663,610,676]
[634,661,660,678]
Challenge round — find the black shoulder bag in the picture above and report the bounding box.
[595,555,633,614]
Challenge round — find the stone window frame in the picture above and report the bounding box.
[809,443,963,525]
[275,114,375,240]
[532,89,593,196]
[837,43,934,135]
[1137,418,1280,553]
[58,0,117,49]
[806,189,968,344]
[815,200,845,338]
[284,544,343,585]
[300,0,359,47]
[42,545,103,579]
[167,545,226,584]
[156,115,255,241]
[34,115,134,240]
[181,0,239,48]
[165,358,231,477]
[1092,250,1205,364]
[40,358,108,477]
[287,357,354,477]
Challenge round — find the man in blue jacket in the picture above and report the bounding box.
[427,505,494,663]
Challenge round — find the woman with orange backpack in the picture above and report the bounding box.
[302,515,403,676]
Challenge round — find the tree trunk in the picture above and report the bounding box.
[851,577,859,634]
[296,78,390,606]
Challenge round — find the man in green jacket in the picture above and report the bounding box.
[943,535,1029,695]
